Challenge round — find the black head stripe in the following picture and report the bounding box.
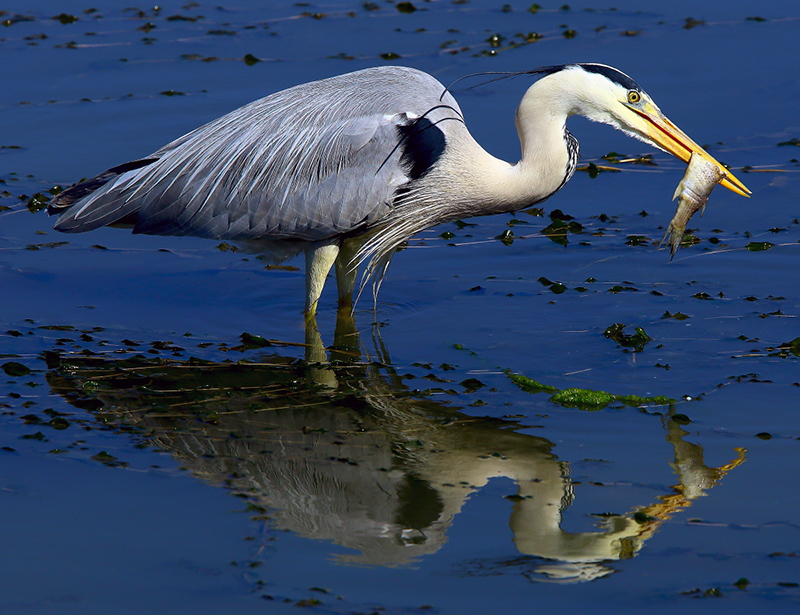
[450,63,642,94]
[577,63,641,91]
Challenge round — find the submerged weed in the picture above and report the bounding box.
[507,370,673,410]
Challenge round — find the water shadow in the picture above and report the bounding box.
[45,316,745,581]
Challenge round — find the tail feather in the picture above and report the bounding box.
[48,159,158,213]
[48,158,159,232]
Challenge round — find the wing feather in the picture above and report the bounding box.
[52,66,462,244]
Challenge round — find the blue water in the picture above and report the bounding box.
[2,2,799,614]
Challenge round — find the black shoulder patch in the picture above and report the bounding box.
[396,117,446,181]
[578,64,641,91]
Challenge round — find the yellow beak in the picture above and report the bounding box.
[626,102,751,197]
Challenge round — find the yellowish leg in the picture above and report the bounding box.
[334,238,360,312]
[304,240,340,317]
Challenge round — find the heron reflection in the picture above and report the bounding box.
[47,323,744,581]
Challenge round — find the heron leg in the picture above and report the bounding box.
[305,239,340,316]
[303,311,338,389]
[334,237,359,311]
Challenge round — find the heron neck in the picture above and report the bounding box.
[451,89,573,215]
[511,85,574,206]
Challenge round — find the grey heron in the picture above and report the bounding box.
[48,64,750,315]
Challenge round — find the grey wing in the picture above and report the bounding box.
[50,67,461,242]
[52,111,409,240]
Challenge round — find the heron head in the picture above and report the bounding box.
[560,63,750,197]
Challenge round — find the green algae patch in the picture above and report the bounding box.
[506,372,558,395]
[507,370,674,410]
[616,393,674,407]
[550,387,616,408]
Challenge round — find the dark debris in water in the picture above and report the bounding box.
[537,276,567,294]
[736,337,800,360]
[603,323,653,353]
[540,214,583,246]
[91,450,128,467]
[2,361,31,377]
[53,13,79,25]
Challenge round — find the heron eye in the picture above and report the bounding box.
[627,90,641,104]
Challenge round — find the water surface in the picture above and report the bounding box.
[1,2,799,614]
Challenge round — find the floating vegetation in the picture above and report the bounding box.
[745,241,774,251]
[2,361,31,377]
[541,210,583,246]
[25,241,69,250]
[538,277,567,294]
[683,17,705,29]
[668,232,701,250]
[487,33,504,48]
[625,235,651,247]
[26,192,49,213]
[92,450,128,467]
[579,162,621,178]
[741,338,800,359]
[167,14,199,22]
[496,229,514,245]
[601,151,656,165]
[603,323,653,353]
[49,416,70,430]
[460,378,485,393]
[2,14,36,26]
[507,371,674,410]
[54,13,78,24]
[771,338,800,358]
[238,331,273,350]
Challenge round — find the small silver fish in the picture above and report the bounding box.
[662,153,724,258]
